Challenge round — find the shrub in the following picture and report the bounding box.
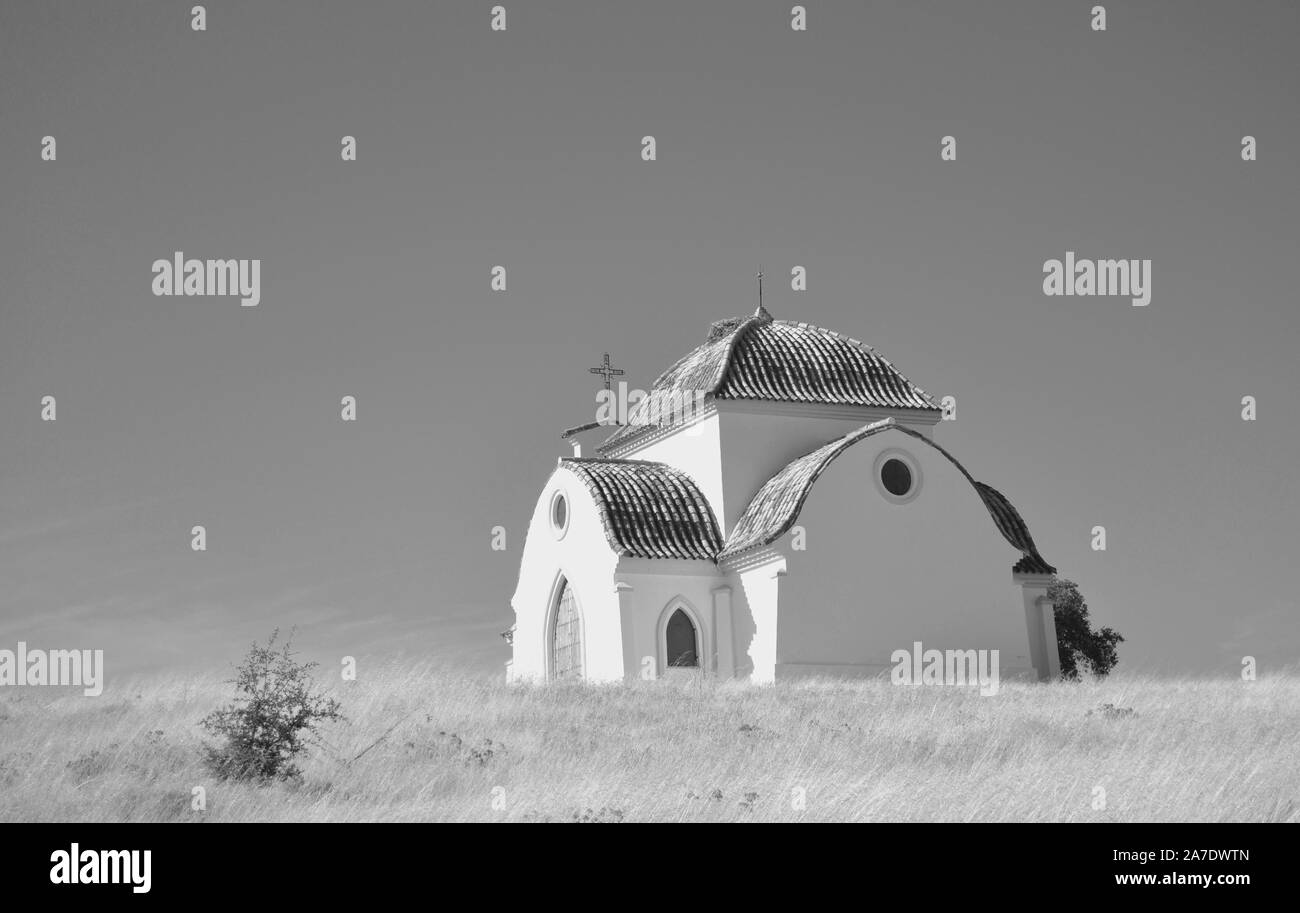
[199,630,343,781]
[1050,578,1124,678]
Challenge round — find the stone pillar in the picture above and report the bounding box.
[747,566,785,684]
[615,581,639,681]
[712,585,734,678]
[1014,572,1058,681]
[731,553,787,684]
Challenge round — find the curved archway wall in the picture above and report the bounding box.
[770,433,1036,679]
[509,467,622,682]
[712,404,939,536]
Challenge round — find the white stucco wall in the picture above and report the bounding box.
[509,465,622,683]
[714,406,937,536]
[728,553,787,683]
[614,560,722,679]
[772,432,1038,679]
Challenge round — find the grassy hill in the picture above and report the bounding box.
[1,664,1295,822]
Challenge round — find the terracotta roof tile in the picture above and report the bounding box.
[718,320,937,410]
[561,458,722,561]
[1013,553,1056,575]
[601,315,937,452]
[972,482,1056,575]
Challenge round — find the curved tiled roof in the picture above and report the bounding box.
[718,319,937,408]
[560,424,1054,574]
[718,419,1055,575]
[721,421,891,558]
[600,313,938,452]
[560,458,722,561]
[972,482,1055,574]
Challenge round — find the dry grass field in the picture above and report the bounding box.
[1,663,1296,822]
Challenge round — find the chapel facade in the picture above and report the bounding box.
[507,304,1061,684]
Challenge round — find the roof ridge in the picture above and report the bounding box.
[562,456,674,468]
[711,312,770,396]
[598,314,761,454]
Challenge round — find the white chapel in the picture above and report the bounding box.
[507,299,1061,684]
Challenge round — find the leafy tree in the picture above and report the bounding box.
[1050,578,1124,678]
[200,629,344,781]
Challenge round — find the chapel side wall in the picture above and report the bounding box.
[776,436,1037,678]
[615,567,721,678]
[509,466,621,683]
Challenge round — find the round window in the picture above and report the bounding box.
[549,489,569,538]
[873,449,921,503]
[880,458,913,497]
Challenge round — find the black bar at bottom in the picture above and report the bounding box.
[0,822,1283,897]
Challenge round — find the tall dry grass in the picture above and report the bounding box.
[1,663,1295,822]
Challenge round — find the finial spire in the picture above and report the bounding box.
[755,265,771,319]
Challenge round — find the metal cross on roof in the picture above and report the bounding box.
[588,352,625,390]
[754,265,772,318]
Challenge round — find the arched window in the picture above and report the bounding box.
[665,608,699,668]
[550,579,583,680]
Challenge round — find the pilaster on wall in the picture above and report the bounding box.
[712,585,735,678]
[615,581,639,681]
[770,567,787,674]
[1037,593,1061,679]
[1014,572,1059,681]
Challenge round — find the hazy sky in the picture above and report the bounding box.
[2,1,1297,682]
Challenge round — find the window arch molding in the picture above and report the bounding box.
[655,596,709,675]
[548,487,571,540]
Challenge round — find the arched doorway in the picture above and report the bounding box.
[550,578,583,680]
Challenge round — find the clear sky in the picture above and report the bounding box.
[2,0,1297,681]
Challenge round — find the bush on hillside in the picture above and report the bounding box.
[199,630,343,781]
